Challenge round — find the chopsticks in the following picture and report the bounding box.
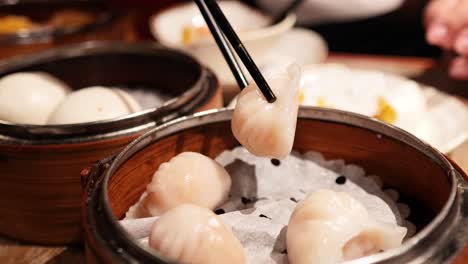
[271,0,304,25]
[194,0,277,103]
[194,0,248,89]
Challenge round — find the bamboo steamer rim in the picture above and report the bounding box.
[85,107,467,263]
[0,0,117,45]
[0,41,217,145]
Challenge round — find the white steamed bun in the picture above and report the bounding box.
[0,72,71,125]
[47,86,141,124]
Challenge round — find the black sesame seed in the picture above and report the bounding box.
[241,197,254,204]
[259,214,271,219]
[290,197,299,203]
[214,209,225,215]
[271,159,281,166]
[281,249,288,254]
[335,175,347,185]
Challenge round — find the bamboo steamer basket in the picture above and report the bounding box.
[0,0,125,60]
[0,41,222,244]
[82,108,467,263]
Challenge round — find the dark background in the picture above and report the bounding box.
[243,0,441,58]
[117,0,441,58]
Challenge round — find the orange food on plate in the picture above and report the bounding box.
[374,97,397,124]
[0,15,35,34]
[182,24,212,45]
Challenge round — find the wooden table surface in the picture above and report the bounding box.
[0,52,466,264]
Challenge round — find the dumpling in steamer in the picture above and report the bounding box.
[287,189,406,264]
[149,204,246,264]
[135,152,231,217]
[0,72,70,125]
[47,86,141,124]
[231,64,301,159]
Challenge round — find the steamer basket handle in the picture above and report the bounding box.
[452,181,468,264]
[80,155,116,194]
[448,159,468,264]
[456,169,468,235]
[450,159,468,201]
[447,158,468,203]
[459,180,468,219]
[450,160,468,223]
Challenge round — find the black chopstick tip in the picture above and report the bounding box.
[263,88,277,103]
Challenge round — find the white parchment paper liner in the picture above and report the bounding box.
[121,147,415,263]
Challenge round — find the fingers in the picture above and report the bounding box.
[455,28,468,55]
[446,0,468,29]
[425,0,468,49]
[424,0,459,49]
[424,0,455,26]
[426,22,453,49]
[449,56,468,79]
[425,0,468,80]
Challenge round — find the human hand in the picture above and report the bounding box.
[425,0,468,80]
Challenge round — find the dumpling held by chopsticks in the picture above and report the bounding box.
[231,64,301,159]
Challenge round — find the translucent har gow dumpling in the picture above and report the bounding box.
[287,189,406,264]
[136,152,231,217]
[0,72,71,125]
[47,86,141,124]
[231,64,301,159]
[149,204,246,264]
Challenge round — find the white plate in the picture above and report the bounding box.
[229,64,468,154]
[149,1,298,86]
[151,1,274,47]
[256,0,404,25]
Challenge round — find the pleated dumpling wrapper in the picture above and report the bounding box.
[287,189,407,264]
[232,64,301,159]
[0,72,70,125]
[135,152,231,217]
[47,86,141,124]
[149,204,246,264]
